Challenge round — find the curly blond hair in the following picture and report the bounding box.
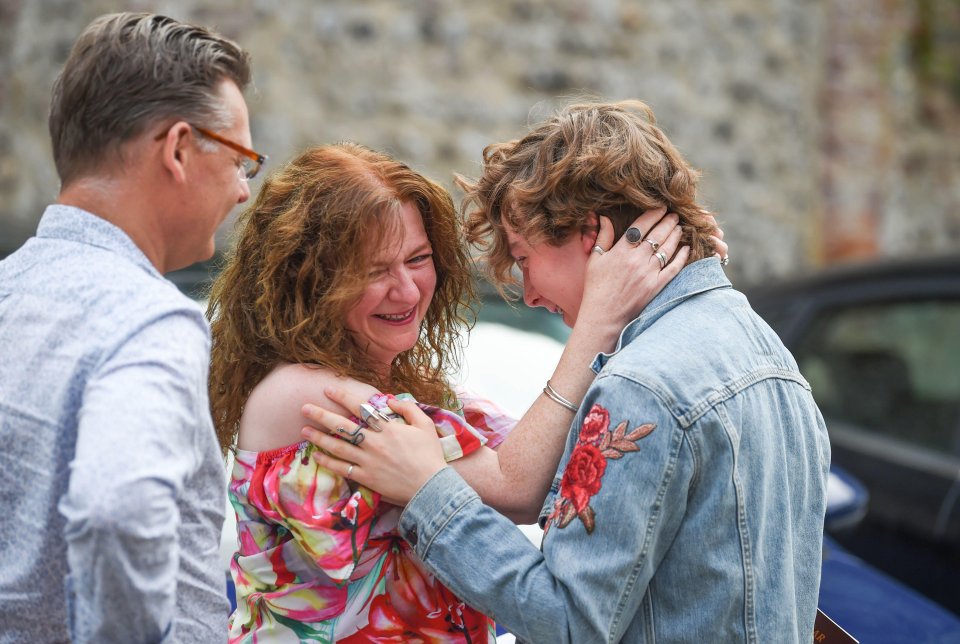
[209,143,474,453]
[457,99,717,290]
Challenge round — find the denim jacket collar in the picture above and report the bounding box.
[591,257,732,374]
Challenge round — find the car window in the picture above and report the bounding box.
[794,299,960,455]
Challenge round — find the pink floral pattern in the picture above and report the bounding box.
[545,403,656,535]
[227,393,516,642]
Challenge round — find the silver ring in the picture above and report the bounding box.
[624,227,643,245]
[336,424,364,440]
[360,403,391,432]
[348,430,365,446]
[720,255,730,266]
[654,251,667,269]
[644,238,660,252]
[346,464,354,479]
[592,245,605,256]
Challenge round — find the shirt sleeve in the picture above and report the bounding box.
[59,310,218,643]
[454,386,519,450]
[238,392,496,583]
[398,375,695,643]
[242,443,381,583]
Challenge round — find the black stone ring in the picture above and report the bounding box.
[624,227,644,245]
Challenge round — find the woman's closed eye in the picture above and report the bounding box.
[407,253,433,266]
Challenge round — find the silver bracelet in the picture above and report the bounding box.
[543,380,578,413]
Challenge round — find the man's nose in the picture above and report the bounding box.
[238,179,251,203]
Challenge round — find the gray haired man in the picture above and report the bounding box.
[0,13,262,642]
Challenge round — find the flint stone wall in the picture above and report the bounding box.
[1,0,958,285]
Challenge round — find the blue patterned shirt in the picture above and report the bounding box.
[0,205,227,643]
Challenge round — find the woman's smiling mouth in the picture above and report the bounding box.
[374,308,416,324]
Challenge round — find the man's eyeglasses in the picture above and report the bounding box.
[192,125,267,180]
[154,123,267,180]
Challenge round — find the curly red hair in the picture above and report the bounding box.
[208,143,474,454]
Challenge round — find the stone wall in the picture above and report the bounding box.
[1,0,957,285]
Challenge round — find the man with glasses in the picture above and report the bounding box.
[0,13,262,643]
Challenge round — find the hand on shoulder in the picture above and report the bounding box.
[237,363,379,452]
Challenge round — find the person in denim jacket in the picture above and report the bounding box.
[305,100,831,643]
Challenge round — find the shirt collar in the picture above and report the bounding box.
[591,257,732,373]
[36,204,160,278]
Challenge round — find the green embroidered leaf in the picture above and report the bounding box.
[558,501,578,528]
[599,431,613,450]
[579,505,596,534]
[613,440,641,453]
[625,423,656,442]
[611,420,628,441]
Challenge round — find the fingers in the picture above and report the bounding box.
[323,385,369,415]
[656,245,690,283]
[386,398,435,432]
[612,208,674,252]
[640,212,680,251]
[593,214,615,253]
[310,447,354,479]
[627,206,668,241]
[301,425,364,466]
[641,216,681,260]
[711,235,729,259]
[301,403,356,435]
[699,211,727,259]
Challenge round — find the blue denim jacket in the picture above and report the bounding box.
[399,258,830,643]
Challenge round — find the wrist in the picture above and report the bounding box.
[567,314,624,352]
[543,380,579,413]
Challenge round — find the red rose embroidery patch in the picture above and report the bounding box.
[546,403,655,534]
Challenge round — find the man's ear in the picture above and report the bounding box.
[580,211,600,254]
[158,121,192,184]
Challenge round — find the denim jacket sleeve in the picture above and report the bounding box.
[398,376,695,643]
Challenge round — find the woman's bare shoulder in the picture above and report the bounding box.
[238,363,375,452]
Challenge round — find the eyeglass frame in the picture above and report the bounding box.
[153,122,267,180]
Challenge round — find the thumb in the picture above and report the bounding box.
[387,398,436,432]
[594,215,615,253]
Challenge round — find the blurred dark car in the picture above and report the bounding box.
[819,534,960,642]
[746,255,960,614]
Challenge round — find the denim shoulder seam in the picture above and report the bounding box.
[597,367,810,431]
[682,367,810,427]
[592,371,684,427]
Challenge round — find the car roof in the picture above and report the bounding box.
[745,254,960,300]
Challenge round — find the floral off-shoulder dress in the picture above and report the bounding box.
[227,391,515,643]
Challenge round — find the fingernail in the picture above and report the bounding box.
[324,386,340,397]
[302,404,317,415]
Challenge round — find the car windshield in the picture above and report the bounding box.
[793,298,960,455]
